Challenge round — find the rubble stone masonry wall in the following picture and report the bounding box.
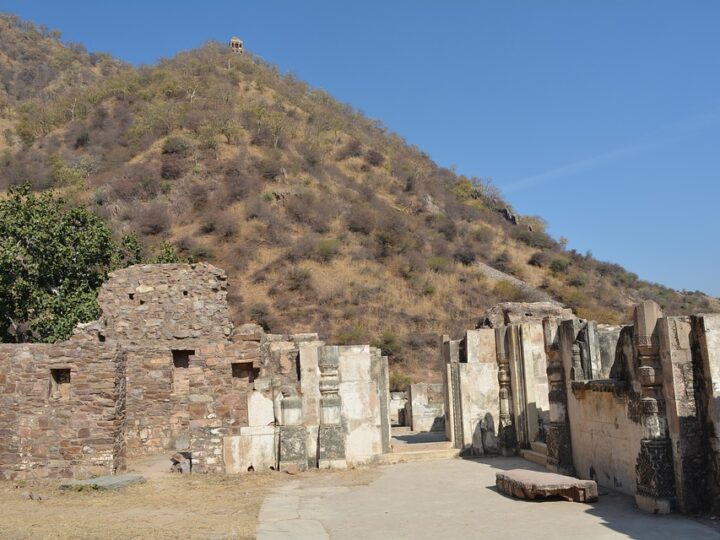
[0,334,126,480]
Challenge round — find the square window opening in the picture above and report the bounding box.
[50,368,71,401]
[172,350,194,394]
[232,362,259,383]
[172,350,193,369]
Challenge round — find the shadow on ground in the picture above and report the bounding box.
[462,455,720,540]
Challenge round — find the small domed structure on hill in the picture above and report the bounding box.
[229,36,243,53]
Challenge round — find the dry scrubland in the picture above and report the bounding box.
[1,14,718,384]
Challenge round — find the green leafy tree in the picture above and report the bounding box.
[0,185,119,342]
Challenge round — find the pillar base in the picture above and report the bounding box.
[278,425,307,472]
[635,493,673,514]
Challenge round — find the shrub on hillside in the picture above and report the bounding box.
[437,218,457,241]
[493,280,525,302]
[389,369,411,392]
[511,227,556,249]
[346,205,376,235]
[315,238,341,262]
[372,331,403,360]
[215,212,239,240]
[254,152,283,180]
[453,246,476,266]
[287,267,313,292]
[550,257,571,274]
[528,251,549,267]
[162,135,192,155]
[285,191,330,233]
[249,303,275,331]
[429,256,452,273]
[160,153,188,180]
[494,251,512,273]
[472,225,494,246]
[110,163,160,201]
[137,202,171,236]
[364,149,384,167]
[297,142,322,169]
[334,324,369,346]
[335,138,363,160]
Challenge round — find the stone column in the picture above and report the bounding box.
[278,395,307,471]
[317,346,346,469]
[442,336,464,449]
[544,317,574,475]
[496,326,516,456]
[633,300,675,514]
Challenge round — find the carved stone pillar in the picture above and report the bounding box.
[633,300,675,514]
[317,346,346,469]
[544,317,574,475]
[495,326,516,456]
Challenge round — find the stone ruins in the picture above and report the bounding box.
[0,263,390,480]
[2,263,720,516]
[443,300,720,514]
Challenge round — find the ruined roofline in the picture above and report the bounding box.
[479,301,574,329]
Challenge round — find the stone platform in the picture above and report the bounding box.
[496,469,598,503]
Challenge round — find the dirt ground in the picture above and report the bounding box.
[0,458,379,540]
[0,464,279,539]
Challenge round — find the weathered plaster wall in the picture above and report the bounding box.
[658,316,707,513]
[406,383,445,433]
[0,334,125,480]
[509,322,549,447]
[692,313,720,511]
[565,385,645,495]
[338,345,385,466]
[458,329,500,454]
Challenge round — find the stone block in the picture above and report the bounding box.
[223,426,277,473]
[496,469,598,503]
[60,474,145,491]
[248,391,274,427]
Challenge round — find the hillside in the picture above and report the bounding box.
[1,14,718,383]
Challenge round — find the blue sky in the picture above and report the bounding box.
[3,1,720,296]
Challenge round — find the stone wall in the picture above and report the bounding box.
[692,313,720,512]
[1,263,389,479]
[97,263,233,346]
[339,345,388,465]
[389,391,408,425]
[565,383,645,495]
[446,300,720,515]
[442,330,501,455]
[0,331,125,480]
[405,383,445,433]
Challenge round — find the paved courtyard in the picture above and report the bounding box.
[257,457,720,539]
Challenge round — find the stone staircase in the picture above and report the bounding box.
[380,427,459,464]
[520,441,548,467]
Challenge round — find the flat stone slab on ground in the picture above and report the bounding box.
[496,469,598,503]
[60,474,145,491]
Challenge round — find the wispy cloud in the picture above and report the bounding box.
[503,106,720,194]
